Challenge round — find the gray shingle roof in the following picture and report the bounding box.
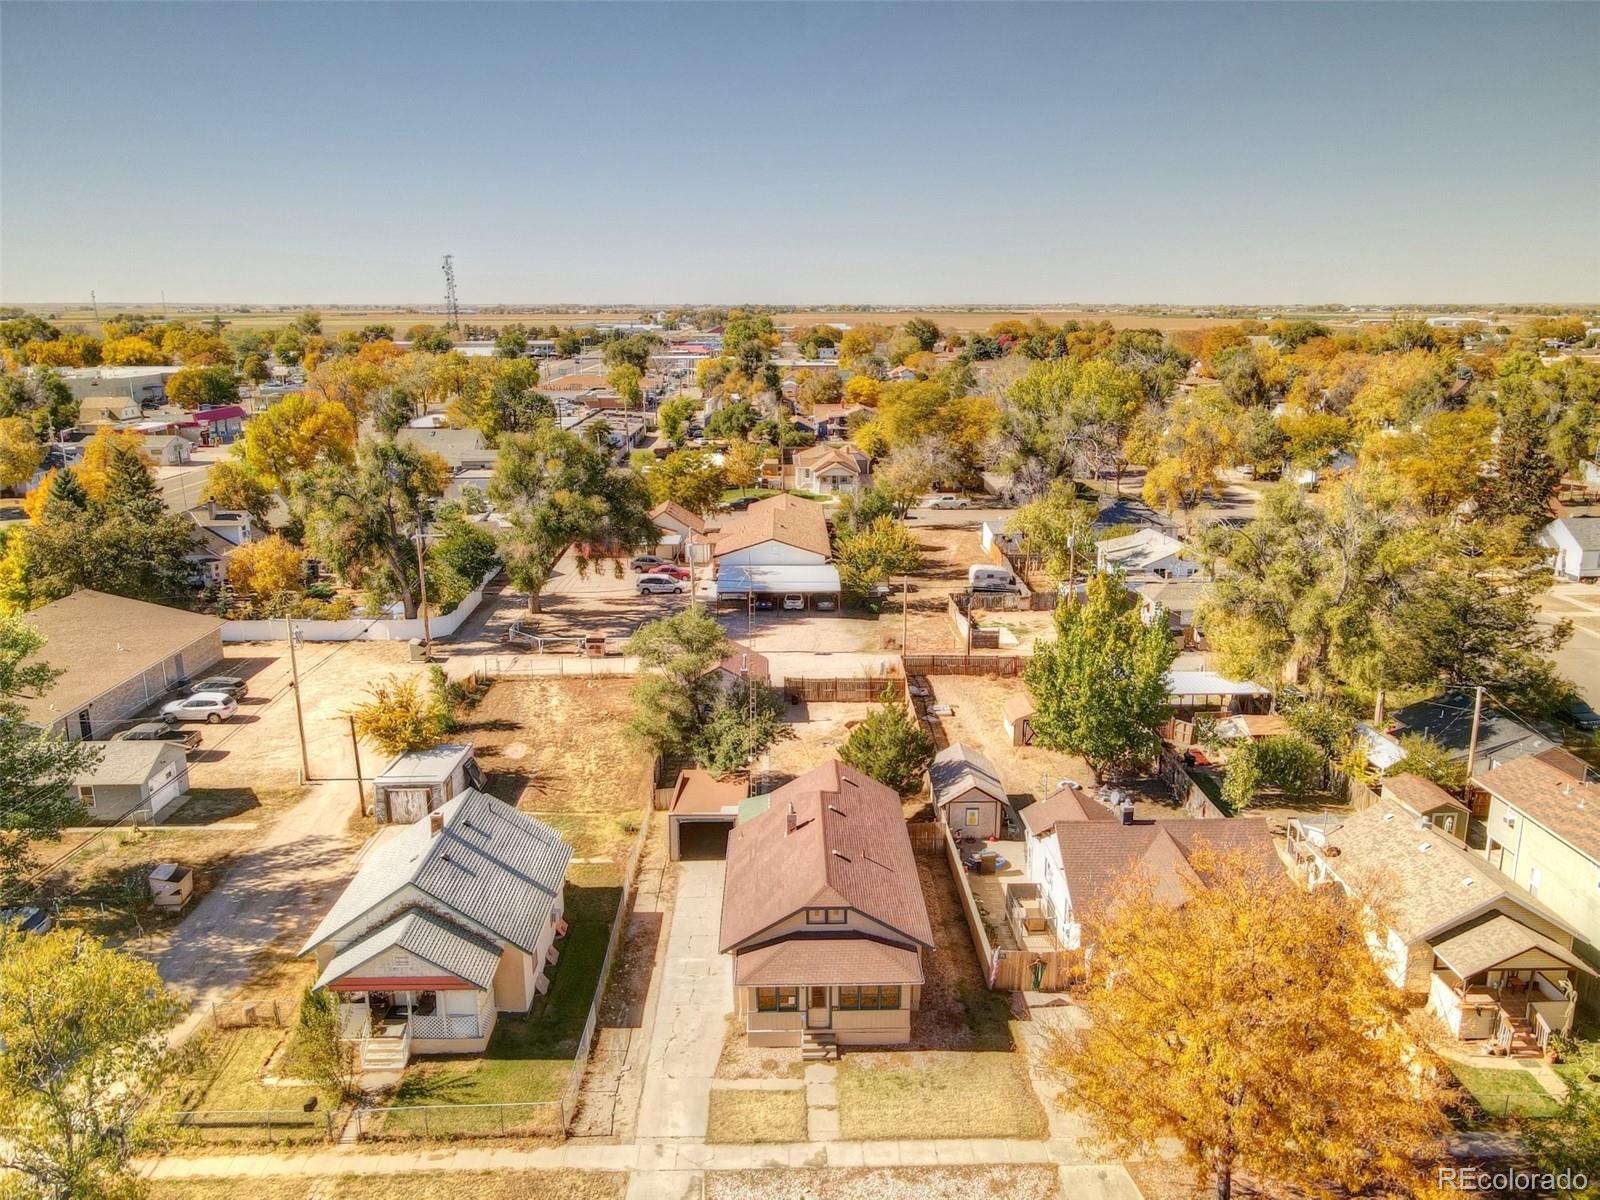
[302,789,571,957]
[929,743,1007,807]
[316,909,503,990]
[1553,517,1600,551]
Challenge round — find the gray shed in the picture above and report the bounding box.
[74,740,190,824]
[372,744,483,824]
[929,742,1009,840]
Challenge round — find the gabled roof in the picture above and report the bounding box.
[395,426,495,468]
[1474,755,1600,862]
[1546,516,1600,551]
[302,789,571,957]
[1382,772,1468,818]
[720,760,933,952]
[1316,797,1580,945]
[1055,819,1276,917]
[712,494,831,560]
[20,591,224,726]
[1431,915,1596,981]
[378,743,476,783]
[73,740,183,787]
[928,743,1006,807]
[316,909,503,991]
[792,444,869,474]
[1097,528,1186,568]
[710,643,770,682]
[649,500,707,534]
[1387,690,1575,772]
[1003,693,1035,723]
[734,936,923,986]
[1138,578,1207,611]
[1213,713,1291,740]
[1021,785,1119,835]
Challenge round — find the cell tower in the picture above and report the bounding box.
[441,255,460,330]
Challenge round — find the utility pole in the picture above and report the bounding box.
[285,617,311,783]
[414,521,433,659]
[1464,685,1485,783]
[349,715,366,815]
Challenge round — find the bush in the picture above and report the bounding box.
[838,691,934,795]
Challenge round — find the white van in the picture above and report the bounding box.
[967,564,1018,592]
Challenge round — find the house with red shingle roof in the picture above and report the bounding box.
[719,760,932,1051]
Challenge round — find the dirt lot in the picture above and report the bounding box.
[456,677,653,861]
[922,676,1090,800]
[760,700,879,790]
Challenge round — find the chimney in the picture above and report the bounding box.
[786,801,797,835]
[430,811,445,837]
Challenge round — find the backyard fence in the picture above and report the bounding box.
[1157,744,1229,820]
[946,595,1002,650]
[208,998,284,1029]
[783,676,905,703]
[901,654,1027,678]
[453,654,641,683]
[1330,766,1381,811]
[922,820,1079,993]
[166,1107,335,1145]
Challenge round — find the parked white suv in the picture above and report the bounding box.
[637,574,687,595]
[162,691,239,724]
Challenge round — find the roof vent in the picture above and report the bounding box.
[1462,877,1475,887]
[785,801,797,835]
[1382,813,1395,822]
[831,849,851,862]
[828,804,845,816]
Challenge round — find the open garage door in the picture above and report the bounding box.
[673,817,736,861]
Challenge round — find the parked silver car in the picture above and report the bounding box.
[636,574,687,595]
[161,691,239,724]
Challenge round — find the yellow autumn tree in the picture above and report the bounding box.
[76,428,151,501]
[226,534,306,605]
[1046,848,1455,1200]
[842,374,882,408]
[350,673,448,757]
[0,417,43,490]
[238,392,356,492]
[99,335,166,366]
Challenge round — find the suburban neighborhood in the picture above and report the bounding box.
[1,4,1598,1200]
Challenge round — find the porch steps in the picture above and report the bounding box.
[361,1042,409,1071]
[1497,997,1542,1057]
[801,1031,839,1062]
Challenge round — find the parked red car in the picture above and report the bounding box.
[656,565,691,581]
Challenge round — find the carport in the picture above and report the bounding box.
[714,563,843,610]
[668,768,749,860]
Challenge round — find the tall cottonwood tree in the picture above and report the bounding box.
[1047,850,1453,1200]
[1024,571,1175,780]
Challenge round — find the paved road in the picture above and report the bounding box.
[1539,582,1600,706]
[635,859,733,1140]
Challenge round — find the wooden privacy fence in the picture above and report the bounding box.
[1156,744,1228,820]
[946,595,1001,650]
[783,676,905,703]
[901,654,1027,678]
[921,819,1079,992]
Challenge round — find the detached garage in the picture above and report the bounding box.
[668,769,748,860]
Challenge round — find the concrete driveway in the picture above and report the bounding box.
[635,859,733,1139]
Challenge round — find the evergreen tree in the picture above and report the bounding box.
[1479,402,1561,525]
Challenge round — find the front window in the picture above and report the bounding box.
[756,987,799,1012]
[415,991,438,1016]
[805,907,847,925]
[837,985,901,1010]
[965,809,979,827]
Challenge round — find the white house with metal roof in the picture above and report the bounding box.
[300,790,571,1070]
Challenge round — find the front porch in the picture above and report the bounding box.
[1425,915,1593,1054]
[334,987,499,1070]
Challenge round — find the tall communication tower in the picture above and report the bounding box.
[441,255,460,330]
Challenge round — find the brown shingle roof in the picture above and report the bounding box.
[649,500,707,535]
[1056,819,1277,917]
[711,643,770,683]
[734,936,923,986]
[20,591,223,725]
[792,444,869,475]
[1021,786,1118,835]
[1431,915,1595,980]
[670,769,748,816]
[720,760,933,951]
[1474,756,1600,861]
[713,494,831,560]
[1317,797,1579,944]
[1382,772,1468,818]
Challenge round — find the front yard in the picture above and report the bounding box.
[1448,1061,1562,1120]
[375,862,623,1138]
[706,1088,809,1143]
[147,1170,625,1200]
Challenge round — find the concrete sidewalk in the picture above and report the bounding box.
[140,1136,1126,1179]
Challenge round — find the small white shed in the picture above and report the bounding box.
[372,744,484,824]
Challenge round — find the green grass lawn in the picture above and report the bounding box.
[837,1051,1047,1141]
[162,1025,342,1145]
[377,866,621,1140]
[720,486,834,506]
[1449,1062,1562,1120]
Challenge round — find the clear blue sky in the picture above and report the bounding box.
[2,2,1596,306]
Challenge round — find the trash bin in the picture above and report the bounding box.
[408,638,427,662]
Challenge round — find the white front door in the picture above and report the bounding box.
[806,986,831,1029]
